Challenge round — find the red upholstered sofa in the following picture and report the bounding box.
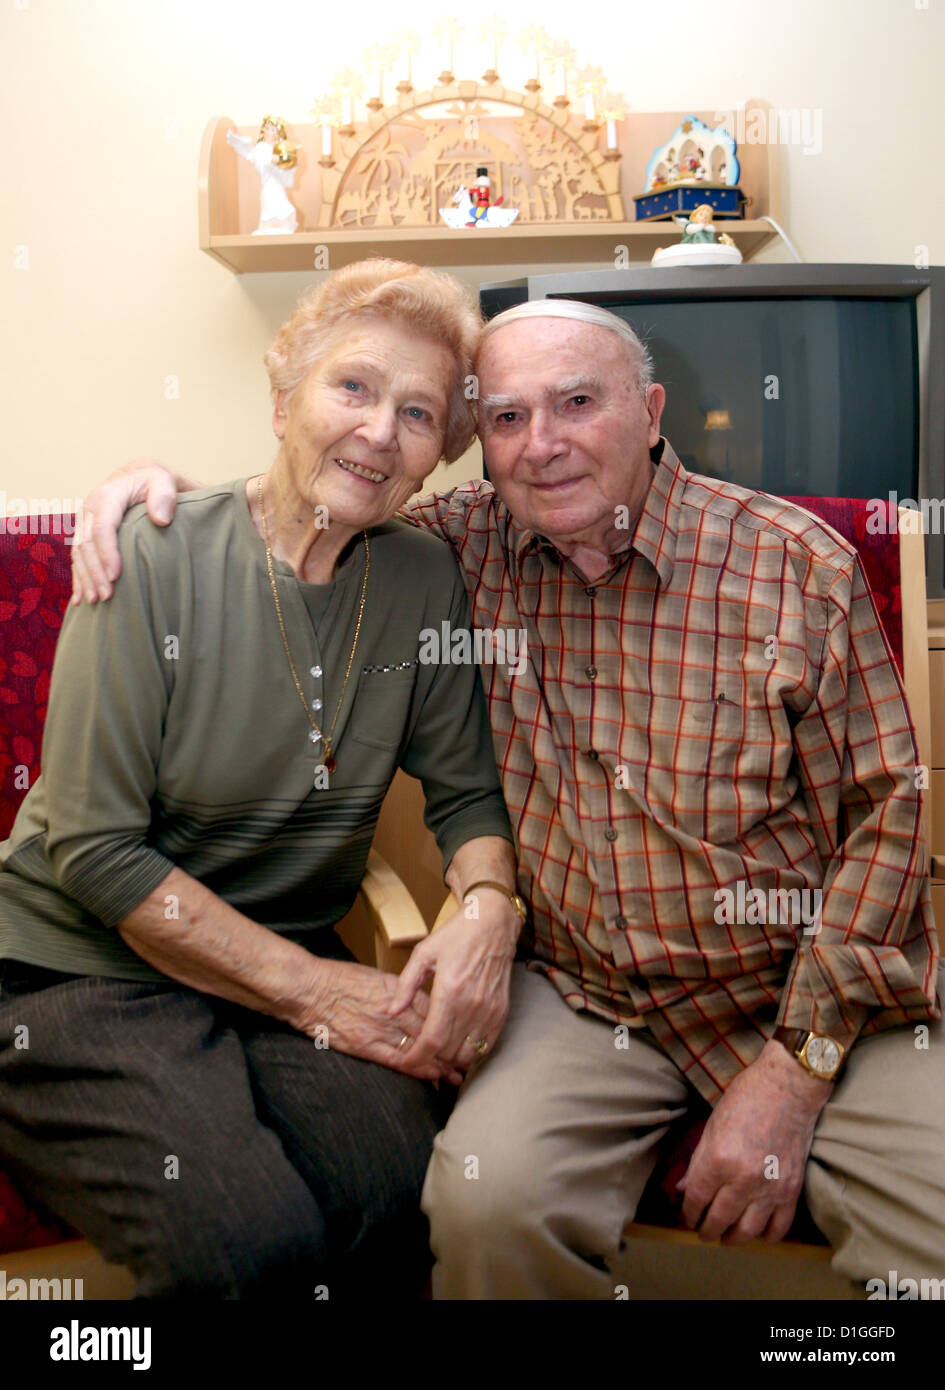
[0,525,80,1255]
[0,500,911,1270]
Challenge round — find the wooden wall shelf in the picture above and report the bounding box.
[199,100,782,275]
[201,221,779,274]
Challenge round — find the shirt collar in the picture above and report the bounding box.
[510,437,689,588]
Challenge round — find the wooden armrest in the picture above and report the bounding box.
[899,509,933,853]
[432,891,460,932]
[359,849,429,949]
[336,850,430,975]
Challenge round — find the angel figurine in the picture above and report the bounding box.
[680,203,733,244]
[226,115,299,235]
[651,202,742,267]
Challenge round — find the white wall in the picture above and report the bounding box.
[2,0,942,505]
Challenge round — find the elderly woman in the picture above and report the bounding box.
[0,259,520,1298]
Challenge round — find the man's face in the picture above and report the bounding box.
[476,319,665,548]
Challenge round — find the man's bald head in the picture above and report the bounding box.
[471,310,666,569]
[478,298,654,399]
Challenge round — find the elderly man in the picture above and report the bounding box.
[73,298,944,1300]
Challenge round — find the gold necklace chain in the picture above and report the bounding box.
[257,475,370,771]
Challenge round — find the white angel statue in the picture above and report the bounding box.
[227,116,299,235]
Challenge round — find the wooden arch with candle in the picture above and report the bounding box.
[312,80,624,230]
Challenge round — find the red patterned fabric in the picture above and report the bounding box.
[0,519,77,1253]
[0,523,73,839]
[0,505,905,1252]
[0,1171,74,1253]
[782,497,903,673]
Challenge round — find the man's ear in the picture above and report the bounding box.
[645,383,666,447]
[272,390,288,440]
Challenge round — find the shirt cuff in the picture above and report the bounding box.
[54,841,177,929]
[432,794,514,877]
[776,940,937,1039]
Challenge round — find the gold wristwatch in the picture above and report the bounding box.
[773,1027,845,1082]
[462,880,528,924]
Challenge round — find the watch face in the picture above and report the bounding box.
[805,1036,840,1075]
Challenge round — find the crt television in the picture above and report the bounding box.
[479,265,945,599]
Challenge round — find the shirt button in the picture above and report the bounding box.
[312,698,323,711]
[585,586,597,598]
[310,665,322,679]
[585,664,598,679]
[604,826,618,842]
[615,915,629,929]
[587,749,600,761]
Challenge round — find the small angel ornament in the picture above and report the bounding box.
[227,116,299,235]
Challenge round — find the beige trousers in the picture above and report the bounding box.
[422,961,945,1299]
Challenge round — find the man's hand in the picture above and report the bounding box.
[388,897,519,1082]
[72,460,199,605]
[298,958,462,1084]
[678,1039,833,1245]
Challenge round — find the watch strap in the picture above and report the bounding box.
[462,880,527,923]
[773,1026,845,1080]
[773,1026,807,1056]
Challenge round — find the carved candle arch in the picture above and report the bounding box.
[316,80,624,229]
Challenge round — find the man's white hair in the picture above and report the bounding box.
[481,298,654,396]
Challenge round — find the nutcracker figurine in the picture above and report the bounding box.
[467,166,492,226]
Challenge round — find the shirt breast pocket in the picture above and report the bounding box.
[348,669,418,751]
[634,695,781,842]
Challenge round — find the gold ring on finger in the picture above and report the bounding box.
[464,1035,489,1056]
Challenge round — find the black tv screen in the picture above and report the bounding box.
[609,297,919,501]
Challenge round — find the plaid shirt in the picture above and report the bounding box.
[405,441,940,1102]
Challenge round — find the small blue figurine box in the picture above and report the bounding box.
[634,116,747,222]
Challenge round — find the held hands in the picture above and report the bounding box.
[297,958,463,1084]
[71,460,192,605]
[678,1039,832,1245]
[388,895,519,1084]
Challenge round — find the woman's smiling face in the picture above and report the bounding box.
[272,315,456,530]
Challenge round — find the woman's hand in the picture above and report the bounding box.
[72,460,201,605]
[388,898,519,1081]
[300,958,464,1085]
[117,869,461,1082]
